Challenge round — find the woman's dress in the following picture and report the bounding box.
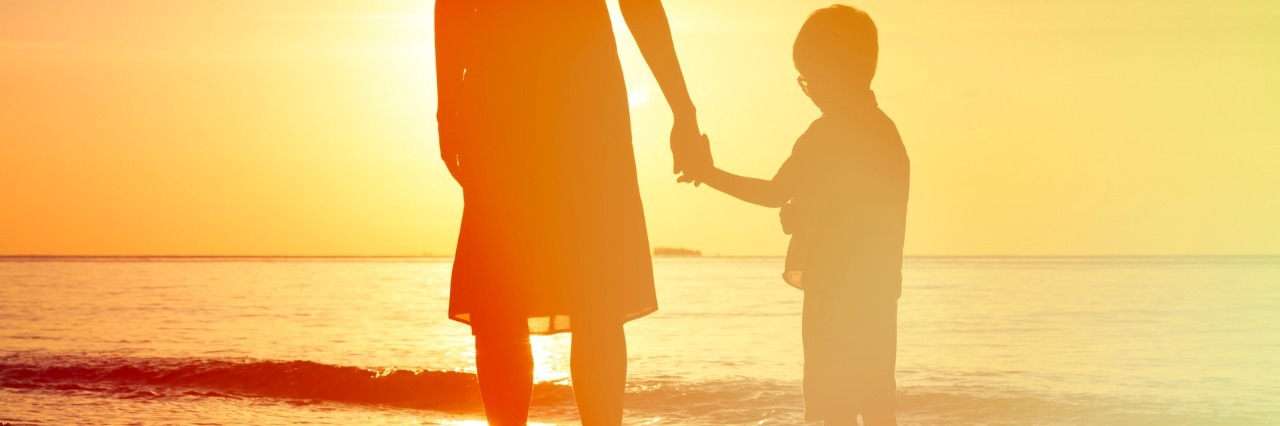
[448,2,656,334]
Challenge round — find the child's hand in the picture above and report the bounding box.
[676,134,713,186]
[779,200,798,235]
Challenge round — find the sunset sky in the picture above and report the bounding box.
[2,0,1278,256]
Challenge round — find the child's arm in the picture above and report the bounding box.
[700,168,790,208]
[679,136,791,208]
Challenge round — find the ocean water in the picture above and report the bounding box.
[1,257,1277,425]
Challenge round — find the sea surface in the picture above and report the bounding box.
[1,257,1277,425]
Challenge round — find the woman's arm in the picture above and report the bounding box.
[435,0,472,184]
[618,0,699,174]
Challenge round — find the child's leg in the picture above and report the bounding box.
[856,300,898,426]
[804,289,859,423]
[823,416,860,426]
[804,285,898,425]
[474,319,534,426]
[570,319,628,425]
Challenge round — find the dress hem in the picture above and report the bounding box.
[450,306,658,336]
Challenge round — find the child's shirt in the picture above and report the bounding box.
[772,95,909,298]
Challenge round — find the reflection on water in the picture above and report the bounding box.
[530,335,571,383]
[1,257,1278,425]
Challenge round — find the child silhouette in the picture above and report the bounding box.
[681,5,909,425]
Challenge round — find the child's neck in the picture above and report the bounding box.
[818,89,877,115]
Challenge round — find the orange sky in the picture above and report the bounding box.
[2,0,1278,256]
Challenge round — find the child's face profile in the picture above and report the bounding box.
[791,6,878,112]
[794,69,841,111]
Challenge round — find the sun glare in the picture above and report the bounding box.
[530,334,572,383]
[627,85,652,107]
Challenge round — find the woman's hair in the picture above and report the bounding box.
[793,5,878,87]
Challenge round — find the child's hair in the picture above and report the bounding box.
[793,5,878,88]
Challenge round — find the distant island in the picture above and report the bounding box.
[653,246,701,257]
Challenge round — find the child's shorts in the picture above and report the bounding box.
[802,284,898,422]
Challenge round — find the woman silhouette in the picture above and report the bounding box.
[435,1,699,424]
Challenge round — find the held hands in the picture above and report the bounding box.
[675,133,714,186]
[670,114,701,175]
[670,112,711,186]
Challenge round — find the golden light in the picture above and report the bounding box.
[530,335,572,383]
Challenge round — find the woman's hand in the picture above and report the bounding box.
[438,112,463,185]
[675,133,713,186]
[671,112,700,174]
[435,0,472,186]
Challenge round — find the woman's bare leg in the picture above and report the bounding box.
[570,321,627,425]
[474,330,534,426]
